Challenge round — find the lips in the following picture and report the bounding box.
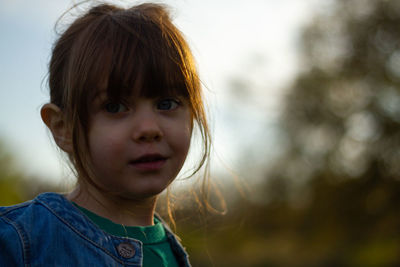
[130,154,167,171]
[131,154,166,163]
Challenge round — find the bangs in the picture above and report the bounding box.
[86,11,192,103]
[56,3,201,130]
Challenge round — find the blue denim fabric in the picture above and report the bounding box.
[0,193,191,267]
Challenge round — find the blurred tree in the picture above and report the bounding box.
[277,0,400,182]
[0,140,59,206]
[263,0,400,265]
[179,0,400,266]
[0,140,26,205]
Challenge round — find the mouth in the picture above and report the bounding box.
[131,154,167,163]
[129,154,167,171]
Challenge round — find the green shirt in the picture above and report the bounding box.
[73,203,179,267]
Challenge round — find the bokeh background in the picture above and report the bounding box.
[1,0,400,266]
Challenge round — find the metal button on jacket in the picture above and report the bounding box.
[117,243,135,258]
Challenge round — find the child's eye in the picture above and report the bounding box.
[104,102,128,113]
[157,98,180,111]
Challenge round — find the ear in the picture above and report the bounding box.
[41,103,73,153]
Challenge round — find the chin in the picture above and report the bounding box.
[120,186,168,200]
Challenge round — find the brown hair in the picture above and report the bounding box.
[48,3,211,197]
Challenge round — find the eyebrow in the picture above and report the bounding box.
[90,90,107,103]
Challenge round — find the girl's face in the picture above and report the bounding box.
[86,92,192,199]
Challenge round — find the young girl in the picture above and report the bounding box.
[0,2,211,266]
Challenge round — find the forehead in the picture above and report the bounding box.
[87,23,190,102]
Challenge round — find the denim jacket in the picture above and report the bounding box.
[0,192,191,267]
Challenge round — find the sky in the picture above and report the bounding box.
[0,0,318,185]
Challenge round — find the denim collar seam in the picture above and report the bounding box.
[35,193,142,265]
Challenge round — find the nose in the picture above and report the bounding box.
[132,110,163,143]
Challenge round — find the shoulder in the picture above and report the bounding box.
[0,192,64,235]
[0,197,37,241]
[0,193,68,237]
[0,196,41,266]
[0,192,62,224]
[0,192,73,266]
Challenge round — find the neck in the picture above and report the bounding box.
[67,185,158,226]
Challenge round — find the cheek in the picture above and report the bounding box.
[175,120,193,157]
[164,115,191,154]
[88,126,126,165]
